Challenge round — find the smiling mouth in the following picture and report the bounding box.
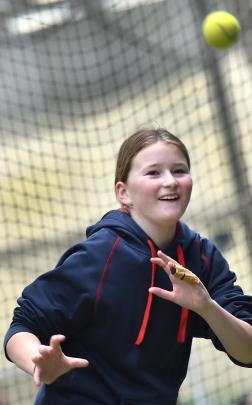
[159,195,179,201]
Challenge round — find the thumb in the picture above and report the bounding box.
[33,365,42,388]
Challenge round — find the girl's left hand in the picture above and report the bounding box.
[149,250,211,315]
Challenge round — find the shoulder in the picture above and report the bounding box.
[179,222,230,282]
[179,221,216,256]
[56,227,120,268]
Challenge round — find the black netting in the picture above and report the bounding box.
[1,1,252,404]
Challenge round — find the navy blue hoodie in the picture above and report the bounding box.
[4,210,252,404]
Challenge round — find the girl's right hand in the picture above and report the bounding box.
[32,334,89,387]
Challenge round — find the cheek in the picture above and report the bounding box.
[134,178,155,193]
[183,177,193,197]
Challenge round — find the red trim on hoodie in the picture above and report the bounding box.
[93,236,121,317]
[135,239,157,346]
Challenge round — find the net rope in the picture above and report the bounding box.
[1,1,252,403]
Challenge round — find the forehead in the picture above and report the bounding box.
[131,142,187,167]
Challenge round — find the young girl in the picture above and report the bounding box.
[4,128,252,405]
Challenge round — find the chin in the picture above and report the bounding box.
[162,209,181,219]
[158,215,179,225]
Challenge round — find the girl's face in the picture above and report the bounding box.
[116,141,192,232]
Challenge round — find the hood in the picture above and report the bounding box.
[86,209,151,253]
[86,209,196,253]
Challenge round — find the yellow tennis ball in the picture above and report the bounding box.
[202,11,240,49]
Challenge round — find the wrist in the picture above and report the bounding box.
[197,296,216,319]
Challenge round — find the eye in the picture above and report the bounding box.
[174,169,185,174]
[173,167,189,175]
[146,170,160,176]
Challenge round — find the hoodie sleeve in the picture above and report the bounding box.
[194,238,252,367]
[4,231,116,355]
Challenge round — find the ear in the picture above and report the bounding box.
[115,181,132,207]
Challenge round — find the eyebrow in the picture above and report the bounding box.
[140,163,160,171]
[143,162,188,169]
[144,163,159,168]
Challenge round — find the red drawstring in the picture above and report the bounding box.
[135,240,157,346]
[176,244,189,343]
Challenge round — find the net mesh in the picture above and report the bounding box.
[1,0,252,404]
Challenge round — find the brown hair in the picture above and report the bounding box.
[114,127,191,185]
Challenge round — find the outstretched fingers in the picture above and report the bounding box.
[157,250,177,267]
[35,335,65,361]
[65,355,89,369]
[49,334,66,349]
[149,286,174,301]
[48,335,89,368]
[150,250,176,276]
[32,334,89,387]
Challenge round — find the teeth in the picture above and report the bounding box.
[159,195,178,200]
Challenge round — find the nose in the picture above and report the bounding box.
[162,170,178,187]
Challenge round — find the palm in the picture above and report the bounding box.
[150,251,211,314]
[168,276,208,311]
[32,335,89,387]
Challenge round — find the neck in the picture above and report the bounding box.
[131,214,178,249]
[151,226,177,250]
